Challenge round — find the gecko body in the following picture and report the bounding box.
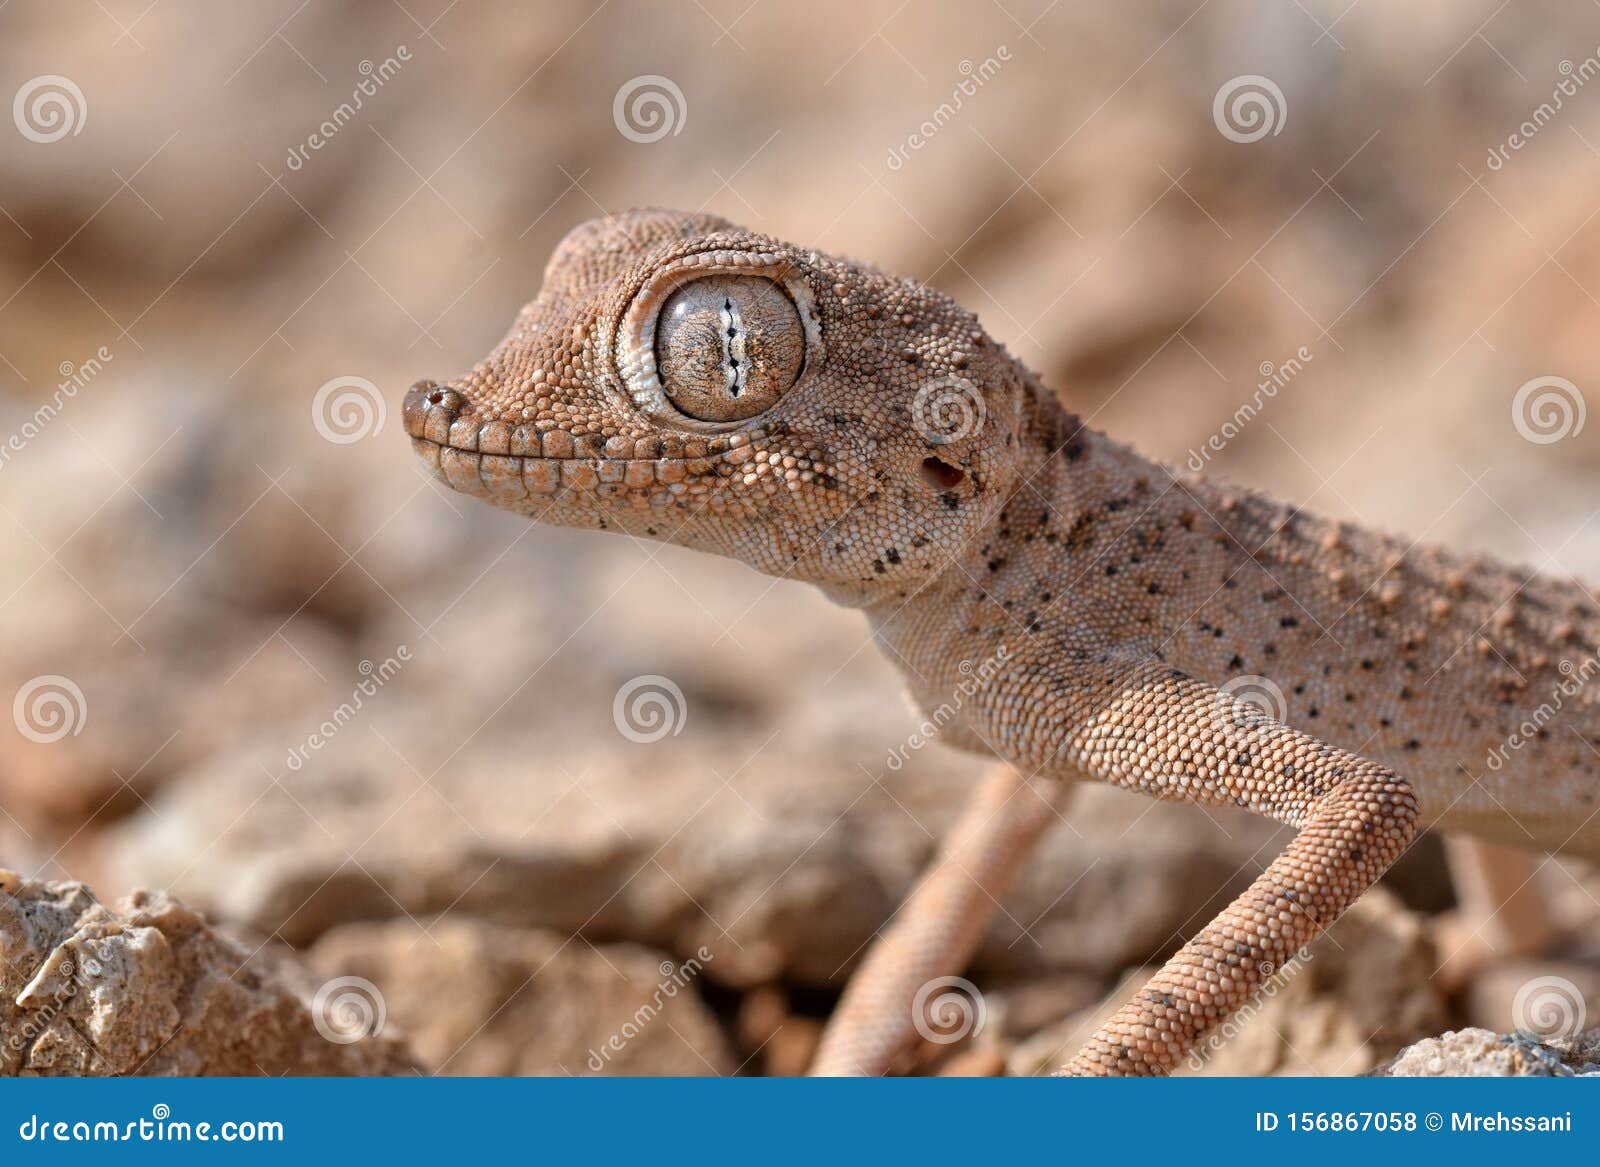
[405,210,1600,1075]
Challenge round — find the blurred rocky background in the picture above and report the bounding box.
[2,0,1600,1075]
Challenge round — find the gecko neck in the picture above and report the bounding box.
[855,376,1117,718]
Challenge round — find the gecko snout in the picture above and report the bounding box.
[406,379,457,422]
[402,380,467,438]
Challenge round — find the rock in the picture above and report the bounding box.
[306,917,735,1076]
[0,387,439,836]
[1008,887,1449,1076]
[0,607,349,836]
[0,870,417,1075]
[103,718,1288,992]
[1377,1028,1600,1077]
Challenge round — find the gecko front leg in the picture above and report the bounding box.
[967,647,1419,1076]
[810,762,1071,1075]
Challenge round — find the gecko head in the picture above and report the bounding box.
[404,210,1033,604]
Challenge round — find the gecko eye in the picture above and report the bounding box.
[654,275,804,422]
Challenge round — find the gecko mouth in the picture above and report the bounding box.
[402,382,753,506]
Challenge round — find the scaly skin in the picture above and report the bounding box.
[404,210,1600,1076]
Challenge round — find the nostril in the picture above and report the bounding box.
[427,389,446,406]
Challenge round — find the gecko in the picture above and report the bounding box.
[402,209,1600,1076]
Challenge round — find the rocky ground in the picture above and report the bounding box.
[5,869,1598,1076]
[1378,1029,1600,1077]
[4,2,1600,1075]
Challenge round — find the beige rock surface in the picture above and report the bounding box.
[308,916,735,1075]
[1377,1028,1600,1077]
[0,870,417,1076]
[102,725,1286,990]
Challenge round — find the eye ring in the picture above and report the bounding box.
[614,250,823,431]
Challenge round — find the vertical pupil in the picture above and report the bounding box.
[721,295,743,397]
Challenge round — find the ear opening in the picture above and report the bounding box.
[919,456,966,491]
